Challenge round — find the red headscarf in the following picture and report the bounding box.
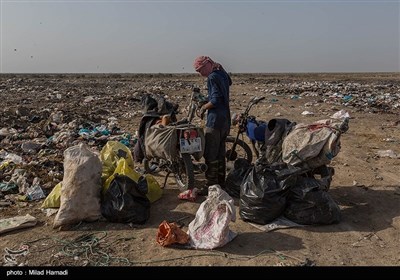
[193,56,223,72]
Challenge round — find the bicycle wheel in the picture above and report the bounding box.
[225,136,253,163]
[174,153,195,191]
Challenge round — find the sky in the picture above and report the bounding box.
[1,0,399,73]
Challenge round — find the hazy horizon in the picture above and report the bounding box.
[1,71,399,75]
[1,0,399,74]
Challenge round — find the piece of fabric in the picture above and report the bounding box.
[193,56,222,72]
[193,56,208,71]
[145,124,178,161]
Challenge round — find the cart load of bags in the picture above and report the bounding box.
[42,141,163,229]
[226,117,349,225]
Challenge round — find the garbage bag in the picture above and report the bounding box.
[225,158,252,198]
[100,141,135,183]
[156,220,189,247]
[42,182,61,208]
[284,176,341,225]
[239,165,296,225]
[103,158,162,203]
[53,143,102,229]
[188,185,237,249]
[101,174,150,224]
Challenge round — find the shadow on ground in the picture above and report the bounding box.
[305,184,400,233]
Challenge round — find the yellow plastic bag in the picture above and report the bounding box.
[41,182,61,208]
[100,141,135,183]
[144,174,163,203]
[103,158,162,203]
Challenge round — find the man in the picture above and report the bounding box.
[193,56,232,195]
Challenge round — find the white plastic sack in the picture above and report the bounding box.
[53,143,102,229]
[282,119,346,169]
[188,185,237,249]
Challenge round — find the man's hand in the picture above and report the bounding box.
[199,106,207,120]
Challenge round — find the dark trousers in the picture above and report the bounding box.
[203,127,229,188]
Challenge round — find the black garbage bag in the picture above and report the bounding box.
[142,94,159,113]
[257,118,296,165]
[101,174,150,224]
[225,158,252,198]
[141,93,179,117]
[239,165,297,225]
[284,175,341,225]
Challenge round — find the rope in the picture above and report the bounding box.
[24,232,131,266]
[22,232,308,266]
[128,248,305,265]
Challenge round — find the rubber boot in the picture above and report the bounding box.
[198,160,219,196]
[217,159,226,189]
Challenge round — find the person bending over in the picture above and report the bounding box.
[193,55,232,195]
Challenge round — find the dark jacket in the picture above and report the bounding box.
[206,70,232,130]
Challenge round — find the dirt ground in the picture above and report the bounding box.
[0,73,399,268]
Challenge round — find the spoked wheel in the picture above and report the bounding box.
[174,153,195,191]
[225,136,253,164]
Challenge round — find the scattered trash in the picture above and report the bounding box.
[249,216,304,232]
[382,138,396,142]
[45,208,59,217]
[178,188,198,202]
[0,201,13,207]
[376,150,399,159]
[21,141,42,153]
[301,110,314,116]
[0,74,399,265]
[331,109,350,120]
[0,151,23,165]
[3,244,30,266]
[0,183,18,194]
[156,220,189,247]
[83,96,94,103]
[0,214,37,235]
[26,184,46,201]
[343,95,353,102]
